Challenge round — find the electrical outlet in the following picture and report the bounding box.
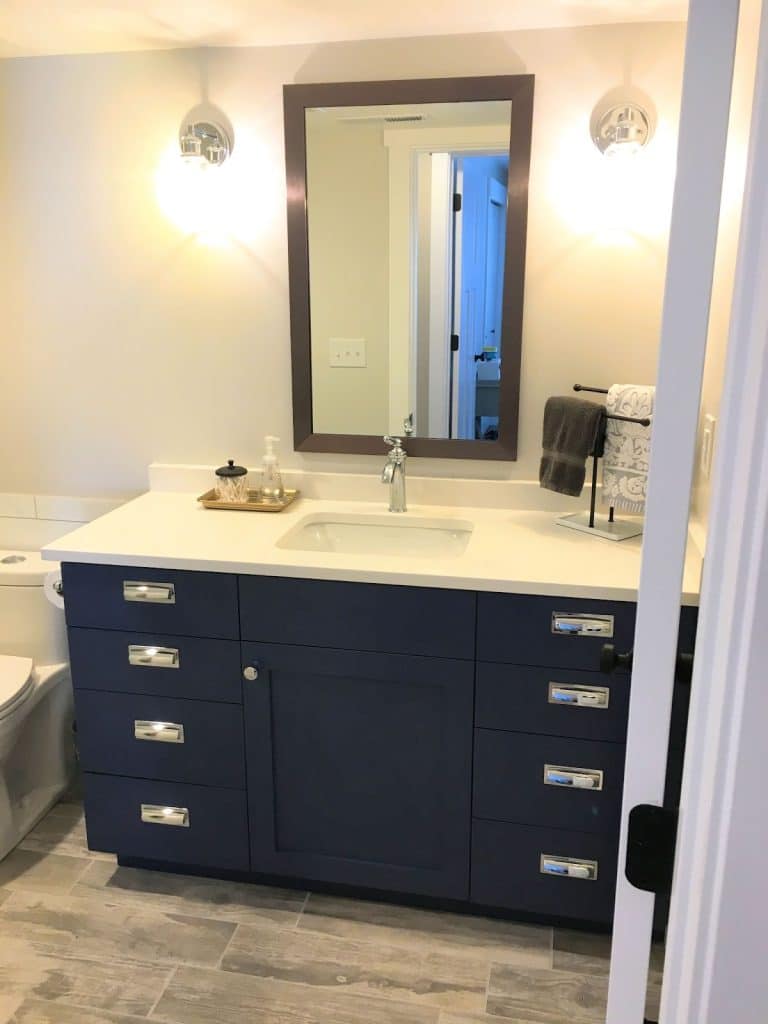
[329,338,366,367]
[701,413,717,479]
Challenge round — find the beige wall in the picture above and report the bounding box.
[306,116,390,435]
[690,0,761,539]
[0,23,686,496]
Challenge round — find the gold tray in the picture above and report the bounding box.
[197,488,300,512]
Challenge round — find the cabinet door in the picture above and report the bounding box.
[243,643,474,899]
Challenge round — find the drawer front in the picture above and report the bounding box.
[473,730,625,833]
[476,663,630,742]
[471,818,618,924]
[68,628,242,703]
[75,691,246,789]
[477,593,636,670]
[239,576,475,659]
[62,563,239,640]
[83,773,249,871]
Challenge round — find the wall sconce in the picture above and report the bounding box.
[592,103,651,157]
[179,121,232,167]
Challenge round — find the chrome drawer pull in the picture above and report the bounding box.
[540,854,598,881]
[141,804,189,827]
[544,764,604,791]
[123,581,176,604]
[548,683,610,709]
[552,613,614,638]
[134,720,185,744]
[128,644,180,669]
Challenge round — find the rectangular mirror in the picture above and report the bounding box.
[284,75,534,459]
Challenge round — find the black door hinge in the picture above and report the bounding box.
[626,804,678,894]
[453,192,462,213]
[450,334,460,352]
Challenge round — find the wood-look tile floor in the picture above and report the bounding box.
[0,792,663,1024]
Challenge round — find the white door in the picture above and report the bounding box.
[606,0,743,1020]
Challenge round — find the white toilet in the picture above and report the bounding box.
[0,549,74,860]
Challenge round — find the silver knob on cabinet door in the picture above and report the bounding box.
[243,665,259,681]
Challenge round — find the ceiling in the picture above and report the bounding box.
[0,1,688,59]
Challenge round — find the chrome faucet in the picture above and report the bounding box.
[382,436,407,512]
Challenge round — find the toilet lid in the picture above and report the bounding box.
[0,656,34,717]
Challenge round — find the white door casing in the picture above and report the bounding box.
[606,0,741,1020]
[660,1,768,1020]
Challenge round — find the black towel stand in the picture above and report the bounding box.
[573,385,652,530]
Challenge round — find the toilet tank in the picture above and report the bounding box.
[0,551,69,665]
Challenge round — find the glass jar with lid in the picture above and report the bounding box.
[214,460,249,503]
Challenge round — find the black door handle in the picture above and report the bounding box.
[600,644,694,682]
[600,644,633,674]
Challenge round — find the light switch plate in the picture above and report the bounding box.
[329,338,366,367]
[701,413,717,479]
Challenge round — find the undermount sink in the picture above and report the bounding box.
[277,513,473,559]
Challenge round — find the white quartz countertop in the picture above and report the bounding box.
[42,491,702,605]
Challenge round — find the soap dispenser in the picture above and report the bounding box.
[259,436,285,503]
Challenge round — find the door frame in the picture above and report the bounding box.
[384,124,512,438]
[659,1,768,1019]
[606,0,743,1020]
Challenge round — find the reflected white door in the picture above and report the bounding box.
[606,0,741,1020]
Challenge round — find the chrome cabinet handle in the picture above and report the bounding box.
[548,682,610,709]
[123,581,176,604]
[540,854,598,880]
[140,804,189,827]
[128,645,180,669]
[551,613,614,638]
[544,764,604,790]
[134,720,185,744]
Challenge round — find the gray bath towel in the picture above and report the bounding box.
[539,397,604,497]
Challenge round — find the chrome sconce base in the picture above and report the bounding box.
[591,96,653,157]
[180,120,232,167]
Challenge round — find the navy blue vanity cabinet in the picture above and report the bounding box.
[238,575,476,660]
[470,596,697,924]
[471,593,637,923]
[242,642,474,899]
[63,562,248,874]
[64,559,696,929]
[476,592,637,671]
[62,563,239,639]
[83,775,250,871]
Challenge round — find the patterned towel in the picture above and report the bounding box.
[601,384,655,513]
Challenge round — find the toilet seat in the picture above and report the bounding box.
[0,656,35,721]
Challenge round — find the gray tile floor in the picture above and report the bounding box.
[0,792,662,1024]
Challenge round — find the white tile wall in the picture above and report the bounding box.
[0,493,37,519]
[0,492,130,551]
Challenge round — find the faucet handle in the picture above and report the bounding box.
[383,435,403,449]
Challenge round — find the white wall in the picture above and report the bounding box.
[0,23,686,496]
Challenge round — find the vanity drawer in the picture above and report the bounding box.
[68,628,242,703]
[471,818,618,924]
[62,563,239,640]
[83,773,249,871]
[476,663,630,742]
[75,691,246,789]
[477,593,636,670]
[239,576,476,659]
[473,730,625,833]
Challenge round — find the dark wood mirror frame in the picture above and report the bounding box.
[284,74,535,460]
